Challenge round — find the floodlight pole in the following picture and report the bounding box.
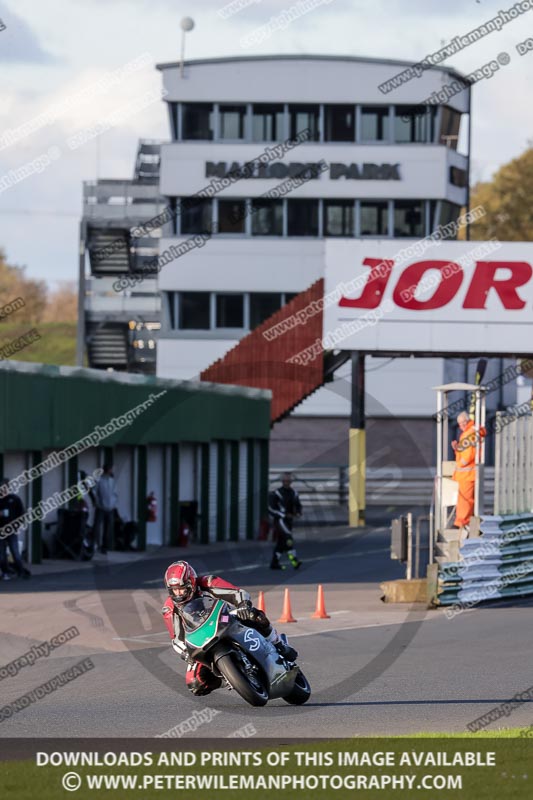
[179,17,195,79]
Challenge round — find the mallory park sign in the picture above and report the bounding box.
[205,161,401,181]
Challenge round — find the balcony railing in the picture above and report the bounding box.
[85,277,160,316]
[83,180,166,221]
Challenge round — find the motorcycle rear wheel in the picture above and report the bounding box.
[217,651,269,707]
[283,669,311,705]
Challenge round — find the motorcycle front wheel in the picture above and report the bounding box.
[217,651,269,707]
[282,669,311,705]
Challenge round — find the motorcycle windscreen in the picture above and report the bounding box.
[182,596,226,648]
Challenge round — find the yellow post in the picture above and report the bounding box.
[349,428,366,526]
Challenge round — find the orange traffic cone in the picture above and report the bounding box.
[277,588,297,623]
[311,584,331,619]
[257,590,266,613]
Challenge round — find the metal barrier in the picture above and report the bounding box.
[494,411,533,515]
[433,514,533,606]
[270,466,495,508]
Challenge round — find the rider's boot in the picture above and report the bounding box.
[287,550,302,570]
[267,629,298,662]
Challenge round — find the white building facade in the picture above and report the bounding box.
[155,55,474,439]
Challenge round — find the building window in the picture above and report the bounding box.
[429,200,438,232]
[360,106,390,141]
[179,292,210,330]
[360,201,388,236]
[218,200,246,233]
[252,104,284,141]
[181,198,212,234]
[250,293,282,328]
[216,294,244,328]
[437,201,461,238]
[323,200,354,236]
[439,106,461,149]
[251,199,283,235]
[219,104,247,139]
[289,104,320,141]
[168,197,178,234]
[324,105,355,142]
[394,106,433,143]
[181,103,214,140]
[287,199,319,236]
[169,103,178,140]
[167,293,177,328]
[449,166,467,188]
[394,200,424,237]
[284,292,297,303]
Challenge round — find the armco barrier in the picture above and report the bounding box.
[270,466,496,508]
[434,514,533,607]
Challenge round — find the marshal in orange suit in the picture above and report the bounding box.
[452,411,486,531]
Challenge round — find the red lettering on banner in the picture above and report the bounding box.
[338,258,533,310]
[393,261,464,310]
[339,258,394,309]
[462,261,532,309]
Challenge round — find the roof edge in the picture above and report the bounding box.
[0,361,272,402]
[155,53,467,82]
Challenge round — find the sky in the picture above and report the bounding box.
[0,0,532,288]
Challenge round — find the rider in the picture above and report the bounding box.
[161,560,298,696]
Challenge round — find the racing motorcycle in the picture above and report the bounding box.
[181,593,311,707]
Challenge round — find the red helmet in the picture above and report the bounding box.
[164,561,197,606]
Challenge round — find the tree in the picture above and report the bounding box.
[0,249,47,322]
[43,282,78,322]
[466,146,533,241]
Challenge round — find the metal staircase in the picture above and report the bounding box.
[88,229,131,275]
[87,324,128,370]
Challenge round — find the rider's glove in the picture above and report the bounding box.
[235,599,254,622]
[171,638,189,661]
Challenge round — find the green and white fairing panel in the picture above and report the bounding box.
[184,599,226,648]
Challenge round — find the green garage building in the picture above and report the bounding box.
[0,361,271,563]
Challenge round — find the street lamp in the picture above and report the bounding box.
[180,17,195,79]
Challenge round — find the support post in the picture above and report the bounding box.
[76,220,87,367]
[349,352,366,527]
[199,443,209,544]
[169,444,180,546]
[259,439,269,527]
[406,511,413,580]
[136,446,147,551]
[246,440,255,540]
[229,441,239,541]
[30,451,42,565]
[216,441,226,542]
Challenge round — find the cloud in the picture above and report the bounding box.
[0,1,57,63]
[376,0,480,17]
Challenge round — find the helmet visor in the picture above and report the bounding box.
[170,582,192,602]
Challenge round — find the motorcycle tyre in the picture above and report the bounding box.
[282,668,311,705]
[217,651,269,707]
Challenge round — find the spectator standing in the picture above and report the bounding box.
[0,478,31,580]
[94,464,118,555]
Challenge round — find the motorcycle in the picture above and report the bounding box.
[181,593,311,707]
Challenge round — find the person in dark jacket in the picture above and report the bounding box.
[0,478,31,580]
[268,472,302,570]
